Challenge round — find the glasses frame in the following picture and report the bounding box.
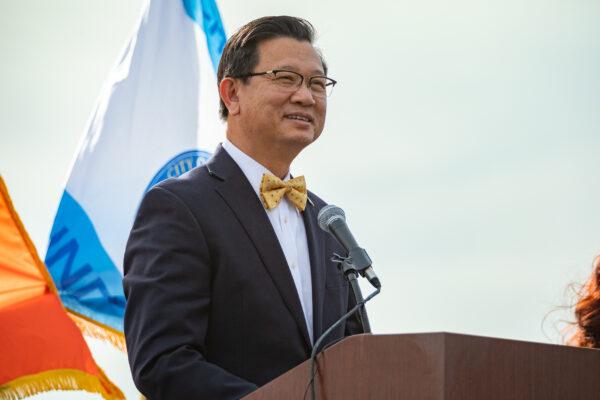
[232,69,337,98]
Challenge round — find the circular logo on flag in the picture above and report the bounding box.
[145,150,211,192]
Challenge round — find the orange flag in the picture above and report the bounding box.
[0,176,124,400]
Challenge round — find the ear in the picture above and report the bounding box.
[219,77,241,117]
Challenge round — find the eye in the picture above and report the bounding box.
[273,72,298,86]
[310,78,327,92]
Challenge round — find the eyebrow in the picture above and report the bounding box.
[277,65,325,75]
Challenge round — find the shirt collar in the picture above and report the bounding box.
[222,139,290,197]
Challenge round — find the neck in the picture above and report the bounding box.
[226,132,299,180]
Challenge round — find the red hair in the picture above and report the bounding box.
[570,256,600,348]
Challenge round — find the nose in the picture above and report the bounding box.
[290,83,316,106]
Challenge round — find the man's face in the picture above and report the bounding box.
[235,37,327,155]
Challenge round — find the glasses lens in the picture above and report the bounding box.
[272,71,303,88]
[309,77,336,97]
[309,77,327,97]
[267,71,336,98]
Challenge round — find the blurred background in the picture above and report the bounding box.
[1,0,599,398]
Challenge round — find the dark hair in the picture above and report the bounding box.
[217,16,327,120]
[570,255,600,348]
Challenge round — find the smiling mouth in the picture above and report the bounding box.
[285,114,313,123]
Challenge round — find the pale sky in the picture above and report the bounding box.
[1,0,599,399]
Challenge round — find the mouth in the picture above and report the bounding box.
[284,113,314,124]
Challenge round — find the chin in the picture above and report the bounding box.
[289,130,319,147]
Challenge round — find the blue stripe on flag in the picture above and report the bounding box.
[45,190,125,331]
[182,0,227,73]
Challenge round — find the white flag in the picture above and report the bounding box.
[45,0,226,335]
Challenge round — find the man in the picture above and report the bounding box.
[123,16,362,400]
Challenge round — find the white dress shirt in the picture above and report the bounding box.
[222,139,314,344]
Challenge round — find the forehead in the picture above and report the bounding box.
[255,37,324,74]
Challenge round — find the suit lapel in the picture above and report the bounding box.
[207,146,312,349]
[302,196,326,342]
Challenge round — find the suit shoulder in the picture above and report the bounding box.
[147,164,215,203]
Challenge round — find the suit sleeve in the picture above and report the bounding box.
[123,186,257,400]
[324,238,365,337]
[329,239,366,337]
[344,285,366,336]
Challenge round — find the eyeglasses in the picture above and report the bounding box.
[233,69,337,98]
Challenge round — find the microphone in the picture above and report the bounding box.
[317,205,381,289]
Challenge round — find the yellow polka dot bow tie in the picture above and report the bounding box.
[260,173,308,211]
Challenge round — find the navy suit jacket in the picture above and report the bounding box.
[123,145,362,399]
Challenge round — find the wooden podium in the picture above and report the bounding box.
[243,333,600,400]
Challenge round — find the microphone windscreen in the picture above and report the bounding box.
[317,205,346,233]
